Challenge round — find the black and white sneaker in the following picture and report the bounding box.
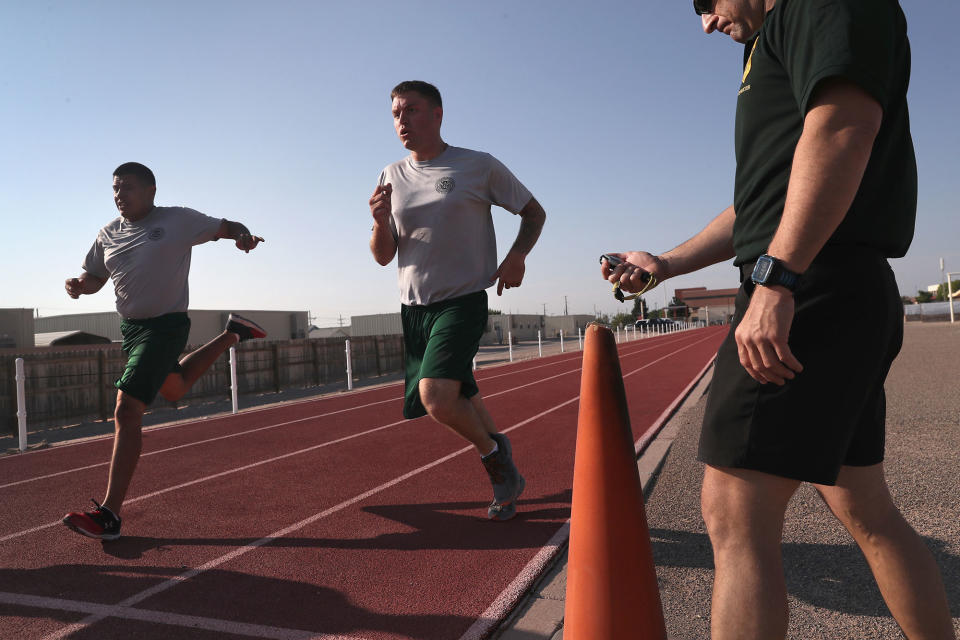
[225,313,267,342]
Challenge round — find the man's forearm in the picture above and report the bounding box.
[370,223,397,265]
[219,219,251,240]
[509,198,546,255]
[660,205,737,278]
[767,81,882,272]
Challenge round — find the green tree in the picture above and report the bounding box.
[488,308,502,315]
[669,296,689,319]
[916,290,934,303]
[630,297,646,318]
[935,280,960,301]
[611,312,635,327]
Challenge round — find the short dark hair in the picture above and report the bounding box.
[113,162,156,187]
[390,81,442,108]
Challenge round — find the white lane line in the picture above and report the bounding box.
[0,348,584,487]
[458,522,571,640]
[0,365,584,544]
[24,332,719,638]
[41,400,579,640]
[2,334,718,542]
[0,591,345,640]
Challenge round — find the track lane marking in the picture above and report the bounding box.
[0,591,339,640]
[31,338,709,640]
[0,330,711,489]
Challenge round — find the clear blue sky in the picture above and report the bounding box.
[2,1,956,326]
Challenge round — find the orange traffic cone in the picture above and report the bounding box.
[564,323,667,639]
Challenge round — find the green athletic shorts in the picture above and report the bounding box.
[115,312,191,405]
[400,290,488,419]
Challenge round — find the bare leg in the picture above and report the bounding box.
[701,465,801,640]
[419,378,495,455]
[159,331,239,401]
[102,390,147,515]
[814,464,955,640]
[469,393,498,437]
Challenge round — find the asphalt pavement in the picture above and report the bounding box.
[498,321,960,639]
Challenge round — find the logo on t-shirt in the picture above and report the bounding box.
[148,227,165,241]
[435,177,456,194]
[742,38,758,84]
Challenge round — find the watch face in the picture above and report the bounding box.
[754,257,773,283]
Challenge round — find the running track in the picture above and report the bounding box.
[0,326,726,640]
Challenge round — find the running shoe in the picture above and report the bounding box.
[62,500,122,540]
[225,313,267,342]
[482,432,526,521]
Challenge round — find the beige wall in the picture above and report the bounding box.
[0,309,35,348]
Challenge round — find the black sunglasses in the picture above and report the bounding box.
[693,0,713,15]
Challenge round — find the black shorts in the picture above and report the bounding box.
[698,247,904,485]
[400,290,488,419]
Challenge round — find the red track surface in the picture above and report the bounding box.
[0,326,726,640]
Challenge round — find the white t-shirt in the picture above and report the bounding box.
[83,206,223,319]
[379,146,533,306]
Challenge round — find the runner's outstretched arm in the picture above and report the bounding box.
[216,219,265,253]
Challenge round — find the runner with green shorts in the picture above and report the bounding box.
[61,162,268,540]
[370,81,546,520]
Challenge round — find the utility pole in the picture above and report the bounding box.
[564,295,568,316]
[338,314,344,327]
[940,257,946,300]
[542,303,547,317]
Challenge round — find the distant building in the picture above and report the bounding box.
[34,331,112,347]
[34,310,309,346]
[0,308,35,349]
[309,325,351,339]
[674,287,738,323]
[351,312,595,345]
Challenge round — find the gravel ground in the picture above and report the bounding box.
[646,322,960,639]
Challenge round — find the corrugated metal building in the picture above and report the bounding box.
[0,308,35,348]
[351,312,595,345]
[35,310,309,347]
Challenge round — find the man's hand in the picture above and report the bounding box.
[492,250,526,295]
[601,251,669,292]
[65,277,83,299]
[370,183,392,226]
[235,234,264,253]
[734,285,803,384]
[65,273,106,298]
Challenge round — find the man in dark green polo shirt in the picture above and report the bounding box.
[600,1,953,638]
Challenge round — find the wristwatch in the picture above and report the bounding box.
[751,254,802,292]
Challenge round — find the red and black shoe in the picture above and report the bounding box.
[62,499,122,540]
[225,313,267,342]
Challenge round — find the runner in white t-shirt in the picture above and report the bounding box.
[369,81,546,520]
[61,162,267,540]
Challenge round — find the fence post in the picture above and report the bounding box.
[538,330,542,357]
[229,346,239,414]
[272,343,281,393]
[97,350,108,422]
[508,332,513,362]
[16,358,27,452]
[345,339,354,391]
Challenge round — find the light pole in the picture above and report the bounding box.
[947,271,958,323]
